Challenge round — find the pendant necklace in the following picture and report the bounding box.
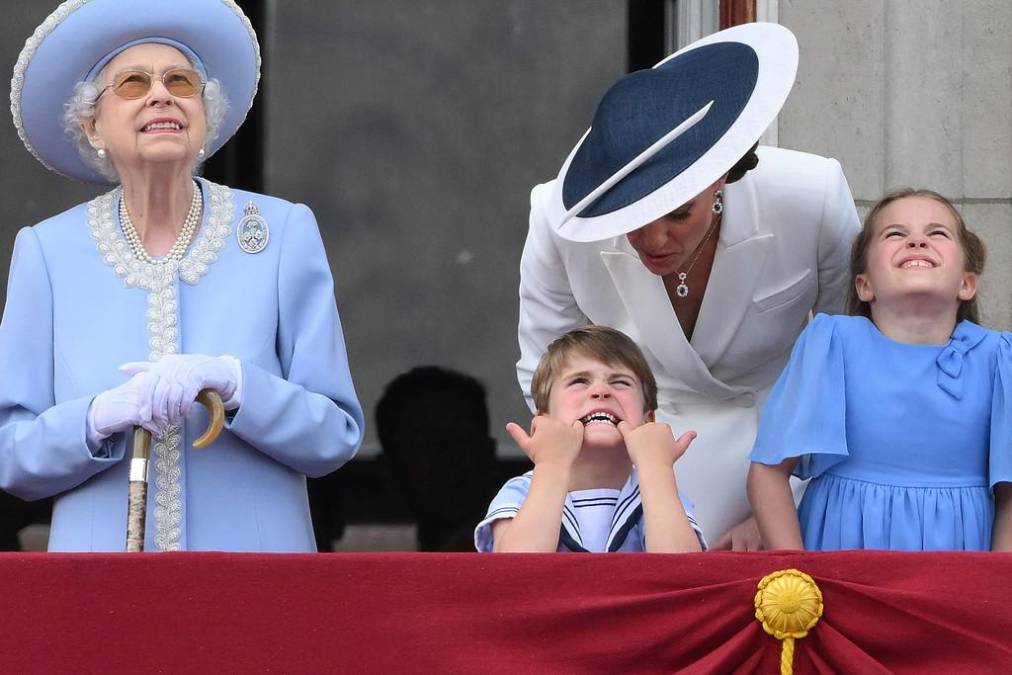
[674,213,721,299]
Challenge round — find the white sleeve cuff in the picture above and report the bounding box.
[221,355,243,410]
[85,399,111,453]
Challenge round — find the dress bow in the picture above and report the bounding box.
[936,322,987,399]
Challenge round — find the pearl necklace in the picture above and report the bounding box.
[119,181,203,264]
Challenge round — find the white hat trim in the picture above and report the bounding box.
[10,0,261,183]
[548,22,799,243]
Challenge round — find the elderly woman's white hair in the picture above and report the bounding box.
[63,70,229,181]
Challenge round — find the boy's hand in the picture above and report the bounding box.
[506,415,583,467]
[617,421,696,468]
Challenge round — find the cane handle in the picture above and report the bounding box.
[132,388,225,452]
[192,389,226,448]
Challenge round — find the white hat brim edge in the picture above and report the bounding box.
[10,0,261,185]
[547,22,799,243]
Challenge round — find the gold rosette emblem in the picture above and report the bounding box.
[754,569,823,675]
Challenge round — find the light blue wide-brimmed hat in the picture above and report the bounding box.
[547,23,798,243]
[10,0,260,184]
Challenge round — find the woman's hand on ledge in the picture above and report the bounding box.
[711,515,763,552]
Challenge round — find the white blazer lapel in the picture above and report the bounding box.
[600,248,698,371]
[692,175,773,366]
[601,246,746,400]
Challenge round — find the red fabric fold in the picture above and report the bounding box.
[2,551,1011,673]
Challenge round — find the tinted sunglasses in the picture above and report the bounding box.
[98,67,205,100]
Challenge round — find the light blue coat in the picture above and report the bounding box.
[0,178,364,551]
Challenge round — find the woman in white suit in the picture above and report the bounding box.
[517,24,859,548]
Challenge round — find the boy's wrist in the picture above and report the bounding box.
[532,458,574,479]
[633,456,677,473]
[636,461,681,491]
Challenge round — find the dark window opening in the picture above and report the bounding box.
[627,0,667,72]
[202,0,266,192]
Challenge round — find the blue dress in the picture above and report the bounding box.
[750,314,1012,551]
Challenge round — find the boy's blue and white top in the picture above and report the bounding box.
[751,313,1012,551]
[0,178,364,551]
[474,468,706,552]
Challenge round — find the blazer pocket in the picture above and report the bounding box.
[752,269,813,313]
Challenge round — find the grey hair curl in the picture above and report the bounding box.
[63,75,229,182]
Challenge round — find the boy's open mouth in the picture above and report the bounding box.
[580,411,620,426]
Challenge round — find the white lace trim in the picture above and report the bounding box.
[10,0,261,182]
[152,426,184,551]
[88,179,234,551]
[9,0,89,172]
[180,179,234,285]
[89,179,233,290]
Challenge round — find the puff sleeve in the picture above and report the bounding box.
[474,473,533,552]
[989,333,1012,488]
[750,313,850,479]
[223,204,364,477]
[0,228,124,500]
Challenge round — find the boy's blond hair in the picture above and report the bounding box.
[531,325,658,414]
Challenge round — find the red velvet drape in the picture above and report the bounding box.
[3,551,1011,673]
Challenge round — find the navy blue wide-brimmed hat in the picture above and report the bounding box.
[547,23,798,242]
[10,0,260,184]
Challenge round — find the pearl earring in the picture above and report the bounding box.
[97,148,106,160]
[197,147,206,160]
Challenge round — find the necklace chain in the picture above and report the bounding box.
[674,213,721,299]
[119,180,202,265]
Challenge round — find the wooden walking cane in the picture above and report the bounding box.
[126,389,226,552]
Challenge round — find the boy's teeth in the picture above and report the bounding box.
[581,412,618,425]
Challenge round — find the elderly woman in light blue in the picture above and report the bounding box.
[3,0,364,551]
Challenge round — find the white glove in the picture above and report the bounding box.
[87,370,164,445]
[120,354,243,429]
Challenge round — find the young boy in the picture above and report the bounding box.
[475,326,704,552]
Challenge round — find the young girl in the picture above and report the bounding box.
[748,188,1012,551]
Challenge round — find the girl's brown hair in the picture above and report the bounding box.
[846,188,986,324]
